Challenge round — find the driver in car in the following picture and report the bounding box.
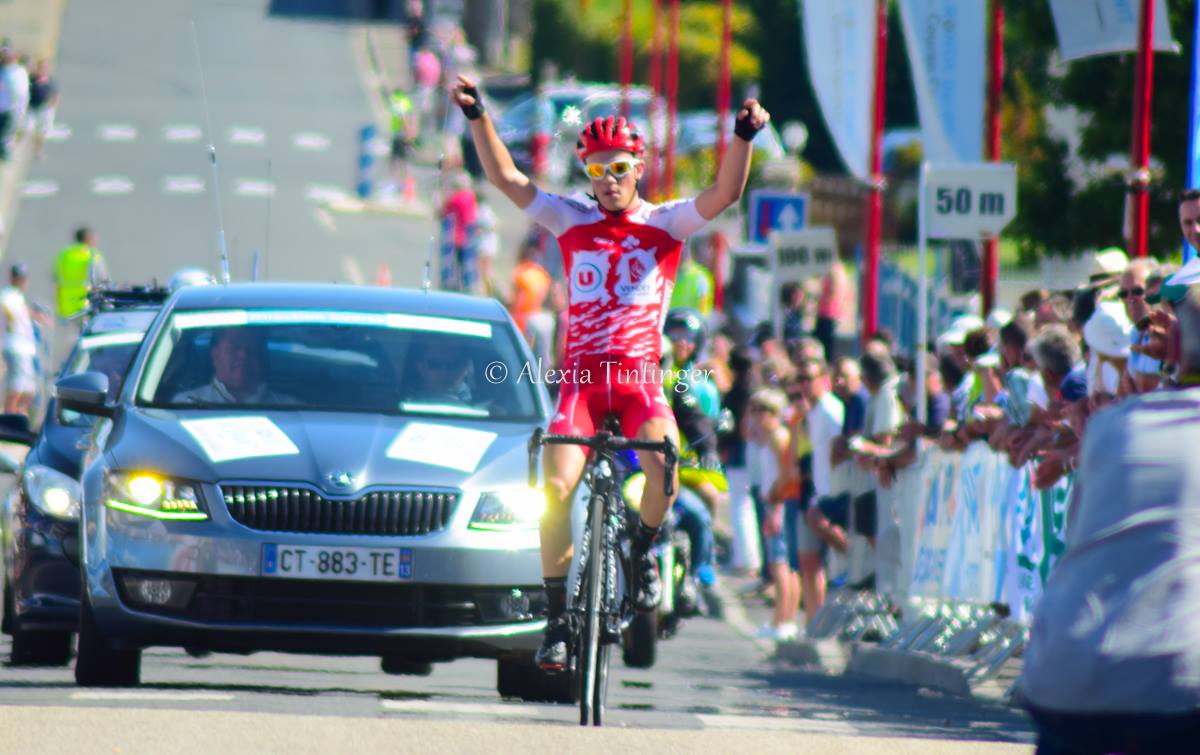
[174,328,295,405]
[399,339,475,407]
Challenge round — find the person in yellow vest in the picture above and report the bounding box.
[388,88,418,201]
[670,241,714,317]
[54,226,106,320]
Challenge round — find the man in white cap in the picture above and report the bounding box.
[1083,301,1132,400]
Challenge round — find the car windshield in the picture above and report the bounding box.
[135,309,542,421]
[59,330,145,427]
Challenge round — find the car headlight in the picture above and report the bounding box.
[104,472,207,521]
[469,488,546,531]
[23,465,83,520]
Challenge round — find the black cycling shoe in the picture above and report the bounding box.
[535,615,571,671]
[631,548,662,613]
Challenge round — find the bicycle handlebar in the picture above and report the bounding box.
[527,427,678,497]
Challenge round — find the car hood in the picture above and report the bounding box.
[109,409,541,494]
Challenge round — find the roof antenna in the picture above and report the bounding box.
[190,20,231,285]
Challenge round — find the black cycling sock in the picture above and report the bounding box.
[632,518,661,554]
[544,577,567,619]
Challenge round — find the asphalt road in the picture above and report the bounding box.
[0,582,1032,752]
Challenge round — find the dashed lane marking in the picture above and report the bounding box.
[91,176,134,195]
[306,184,349,203]
[234,179,275,197]
[293,132,331,151]
[164,125,204,143]
[228,127,266,146]
[164,175,206,194]
[70,691,235,702]
[19,180,59,198]
[380,700,542,718]
[98,124,137,142]
[45,124,71,142]
[695,713,863,735]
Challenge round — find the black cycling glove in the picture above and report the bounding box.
[734,107,763,142]
[459,84,485,121]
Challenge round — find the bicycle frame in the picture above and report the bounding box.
[528,426,677,727]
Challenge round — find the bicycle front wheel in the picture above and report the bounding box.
[578,487,607,726]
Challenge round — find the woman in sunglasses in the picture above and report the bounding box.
[451,75,770,671]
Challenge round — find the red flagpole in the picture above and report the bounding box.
[665,0,680,198]
[647,0,663,199]
[713,0,732,313]
[1130,0,1155,258]
[982,0,1004,315]
[862,0,887,343]
[620,0,633,120]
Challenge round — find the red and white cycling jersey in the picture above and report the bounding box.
[524,189,709,367]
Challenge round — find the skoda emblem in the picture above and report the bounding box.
[326,471,355,491]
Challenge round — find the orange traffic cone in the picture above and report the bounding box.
[375,262,392,287]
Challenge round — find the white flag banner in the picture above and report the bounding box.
[1049,0,1179,61]
[802,0,877,180]
[898,0,986,162]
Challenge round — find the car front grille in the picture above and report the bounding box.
[220,485,459,536]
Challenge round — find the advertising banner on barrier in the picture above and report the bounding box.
[909,450,959,600]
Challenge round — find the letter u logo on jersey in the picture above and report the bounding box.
[570,251,611,304]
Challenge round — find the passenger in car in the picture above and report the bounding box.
[172,328,297,405]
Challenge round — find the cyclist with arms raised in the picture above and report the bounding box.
[451,76,770,670]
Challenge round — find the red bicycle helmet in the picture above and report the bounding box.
[576,116,646,161]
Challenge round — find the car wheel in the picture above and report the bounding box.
[74,595,140,686]
[622,612,656,669]
[496,656,575,704]
[1,579,13,635]
[10,627,72,666]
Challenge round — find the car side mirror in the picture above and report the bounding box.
[55,372,114,418]
[0,414,34,446]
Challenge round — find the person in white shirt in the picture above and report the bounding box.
[795,357,843,619]
[1,263,39,415]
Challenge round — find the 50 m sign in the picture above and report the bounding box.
[924,163,1017,239]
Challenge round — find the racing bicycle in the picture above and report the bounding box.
[528,422,677,727]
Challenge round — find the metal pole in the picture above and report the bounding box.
[1130,0,1155,258]
[982,0,1003,315]
[916,162,929,425]
[665,0,680,198]
[862,0,888,344]
[620,0,633,120]
[1186,1,1200,262]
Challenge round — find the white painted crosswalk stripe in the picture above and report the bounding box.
[164,175,206,194]
[164,125,203,143]
[92,176,134,195]
[306,184,349,203]
[234,178,275,197]
[99,124,137,142]
[71,691,235,702]
[20,180,59,198]
[228,127,266,146]
[292,132,331,151]
[45,124,71,142]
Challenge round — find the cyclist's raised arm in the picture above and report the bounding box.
[694,99,771,221]
[451,75,537,210]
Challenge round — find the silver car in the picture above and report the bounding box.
[59,284,570,700]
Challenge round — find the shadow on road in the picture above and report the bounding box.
[751,665,1035,744]
[268,0,406,22]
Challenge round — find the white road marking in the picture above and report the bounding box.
[306,184,349,203]
[228,127,266,146]
[341,256,365,285]
[164,124,203,143]
[234,179,275,197]
[292,132,330,151]
[696,713,862,735]
[98,124,137,142]
[70,691,235,702]
[164,175,206,194]
[45,124,71,142]
[314,207,336,232]
[20,180,59,198]
[91,176,134,195]
[380,700,542,718]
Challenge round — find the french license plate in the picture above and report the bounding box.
[261,544,413,582]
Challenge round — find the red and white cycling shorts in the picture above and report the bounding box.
[547,355,676,440]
